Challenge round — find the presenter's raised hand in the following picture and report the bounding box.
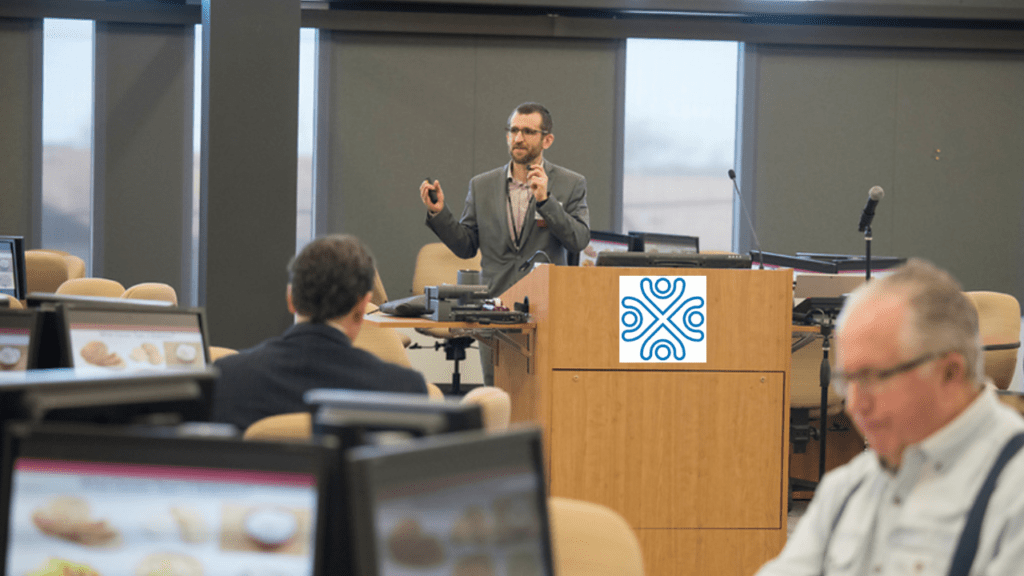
[420,178,444,213]
[527,164,548,202]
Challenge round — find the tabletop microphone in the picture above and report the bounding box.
[858,186,885,232]
[518,250,551,272]
[728,169,764,270]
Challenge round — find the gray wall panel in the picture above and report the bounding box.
[0,18,42,245]
[93,22,192,298]
[746,45,1024,300]
[322,33,620,298]
[200,0,300,348]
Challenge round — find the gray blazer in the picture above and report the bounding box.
[427,160,590,297]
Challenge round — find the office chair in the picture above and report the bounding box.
[122,282,178,305]
[548,496,644,576]
[24,250,71,295]
[55,277,126,298]
[208,346,238,363]
[31,249,86,280]
[964,291,1021,390]
[460,386,511,432]
[243,412,312,442]
[1,295,24,309]
[409,242,483,394]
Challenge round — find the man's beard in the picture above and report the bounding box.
[510,145,539,165]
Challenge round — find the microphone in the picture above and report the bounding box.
[858,186,885,232]
[518,250,551,272]
[728,169,764,270]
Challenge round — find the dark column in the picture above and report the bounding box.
[199,0,300,348]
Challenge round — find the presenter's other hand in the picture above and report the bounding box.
[420,179,444,213]
[527,164,548,202]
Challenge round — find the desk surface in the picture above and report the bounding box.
[364,312,534,331]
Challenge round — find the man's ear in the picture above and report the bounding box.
[542,132,554,150]
[351,291,373,320]
[286,284,296,315]
[943,352,965,383]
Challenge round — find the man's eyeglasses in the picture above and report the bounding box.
[831,350,953,398]
[505,127,548,137]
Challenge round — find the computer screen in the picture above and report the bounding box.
[0,237,26,302]
[346,428,553,576]
[0,422,335,576]
[0,310,40,372]
[628,231,699,254]
[570,231,632,267]
[306,388,483,445]
[59,304,209,371]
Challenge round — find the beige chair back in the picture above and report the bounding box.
[24,250,70,294]
[243,412,312,441]
[965,291,1021,390]
[370,269,389,306]
[411,242,482,296]
[1,295,24,309]
[548,496,644,576]
[353,321,414,369]
[56,277,126,298]
[425,381,444,401]
[122,282,178,305]
[208,346,238,362]
[460,386,511,432]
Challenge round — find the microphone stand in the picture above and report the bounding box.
[863,224,873,281]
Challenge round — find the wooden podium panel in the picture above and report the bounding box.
[549,370,785,529]
[495,265,792,576]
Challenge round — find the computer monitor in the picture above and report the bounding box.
[594,251,752,269]
[0,367,217,426]
[305,388,483,446]
[58,303,209,371]
[0,237,26,302]
[0,421,336,575]
[628,231,699,254]
[345,427,554,576]
[569,230,632,267]
[0,310,41,372]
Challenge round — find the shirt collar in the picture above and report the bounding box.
[898,384,994,473]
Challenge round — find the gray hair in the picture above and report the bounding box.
[836,258,983,382]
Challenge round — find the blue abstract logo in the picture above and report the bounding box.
[620,277,706,362]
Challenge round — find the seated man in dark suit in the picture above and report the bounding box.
[212,234,427,431]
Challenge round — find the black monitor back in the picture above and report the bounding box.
[0,309,42,371]
[306,388,483,446]
[0,237,26,302]
[628,231,699,254]
[345,427,554,576]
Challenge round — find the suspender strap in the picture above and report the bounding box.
[947,431,1024,576]
[820,477,866,575]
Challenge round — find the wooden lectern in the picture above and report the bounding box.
[495,265,793,576]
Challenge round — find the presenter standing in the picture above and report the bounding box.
[419,102,591,385]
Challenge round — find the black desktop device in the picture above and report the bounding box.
[0,237,26,303]
[345,427,554,576]
[305,388,483,444]
[595,251,752,269]
[0,309,42,372]
[26,298,209,370]
[570,230,632,266]
[0,421,336,575]
[0,367,218,427]
[628,231,699,254]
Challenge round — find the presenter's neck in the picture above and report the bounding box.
[511,155,543,182]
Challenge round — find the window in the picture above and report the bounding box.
[623,39,739,252]
[42,18,95,272]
